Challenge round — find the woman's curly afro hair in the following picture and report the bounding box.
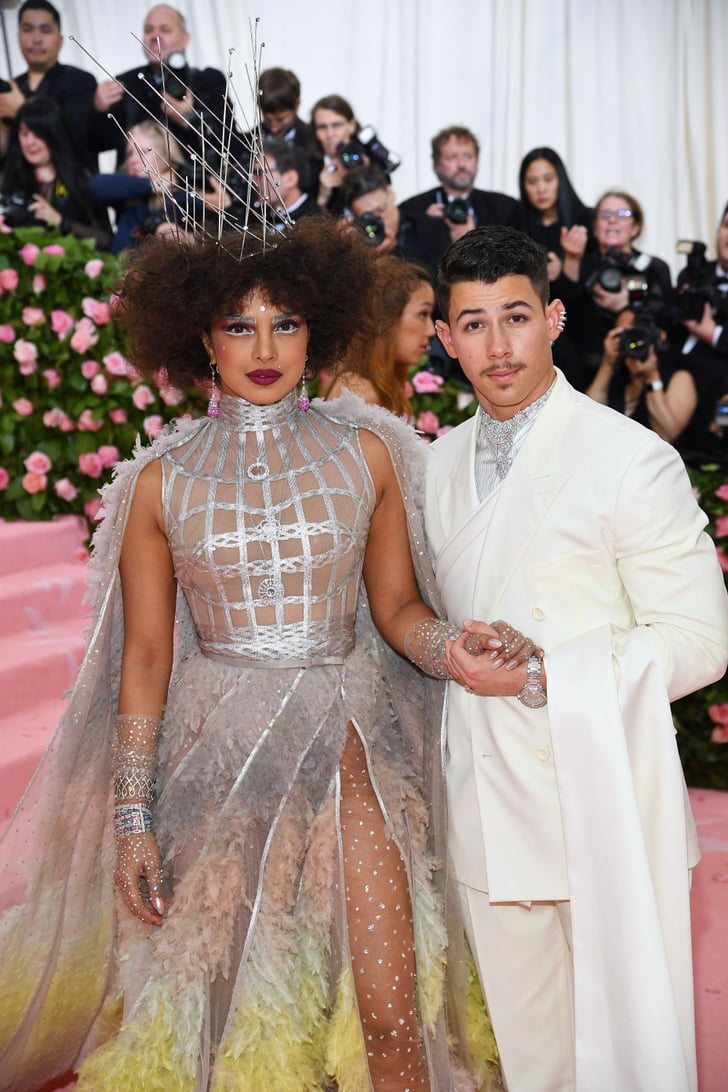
[116,215,378,390]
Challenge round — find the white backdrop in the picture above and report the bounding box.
[1,0,725,277]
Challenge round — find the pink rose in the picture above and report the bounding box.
[54,477,79,502]
[13,398,34,416]
[436,425,454,437]
[714,484,728,502]
[43,244,65,256]
[84,258,104,279]
[81,359,100,379]
[103,351,128,377]
[416,410,441,435]
[457,391,476,411]
[24,451,52,474]
[21,306,44,326]
[711,724,728,744]
[22,471,46,494]
[82,296,112,325]
[51,310,75,339]
[709,703,728,726]
[43,368,61,389]
[108,407,128,424]
[14,338,38,373]
[716,546,728,574]
[411,371,445,394]
[125,363,142,385]
[109,292,121,311]
[43,409,64,427]
[77,409,104,432]
[70,317,99,354]
[714,515,728,539]
[58,412,75,432]
[84,497,103,522]
[132,385,155,410]
[0,267,19,290]
[91,374,108,395]
[18,243,39,266]
[0,467,9,490]
[159,385,184,406]
[143,415,164,438]
[97,444,120,468]
[32,273,46,293]
[0,324,14,343]
[78,452,104,478]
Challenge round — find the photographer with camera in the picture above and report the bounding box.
[339,164,406,255]
[568,190,674,379]
[397,126,518,281]
[586,300,696,443]
[669,204,728,466]
[310,94,398,217]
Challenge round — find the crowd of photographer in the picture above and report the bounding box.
[1,2,727,468]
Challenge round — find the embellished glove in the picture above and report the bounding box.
[403,618,463,679]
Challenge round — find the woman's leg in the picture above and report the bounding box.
[339,725,430,1090]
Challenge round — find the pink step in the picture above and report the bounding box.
[0,561,88,635]
[0,618,86,720]
[0,697,67,823]
[0,516,88,577]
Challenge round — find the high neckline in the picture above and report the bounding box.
[217,390,299,430]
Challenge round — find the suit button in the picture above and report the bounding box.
[532,608,545,620]
[535,746,551,761]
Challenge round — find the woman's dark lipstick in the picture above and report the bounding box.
[247,370,280,386]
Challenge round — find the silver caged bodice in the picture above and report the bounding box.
[161,392,374,666]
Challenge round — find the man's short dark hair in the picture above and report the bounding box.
[340,165,389,210]
[436,226,549,317]
[431,126,480,163]
[259,68,301,113]
[263,137,309,187]
[18,0,61,28]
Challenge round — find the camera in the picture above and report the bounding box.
[337,142,366,170]
[585,246,647,293]
[617,278,664,361]
[0,193,33,229]
[443,197,470,225]
[356,211,386,247]
[161,51,189,100]
[356,125,401,174]
[673,239,728,323]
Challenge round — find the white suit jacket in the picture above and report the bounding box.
[425,370,728,1092]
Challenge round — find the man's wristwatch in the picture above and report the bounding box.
[517,654,547,708]
[643,379,664,392]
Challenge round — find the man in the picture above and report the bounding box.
[257,67,312,149]
[250,137,317,226]
[91,5,233,171]
[672,202,728,466]
[398,125,518,279]
[340,164,403,255]
[425,225,728,1092]
[0,0,98,168]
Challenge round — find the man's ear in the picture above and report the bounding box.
[435,319,458,360]
[546,299,566,342]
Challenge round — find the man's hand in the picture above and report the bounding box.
[683,300,717,345]
[0,80,25,120]
[445,618,544,697]
[161,86,195,122]
[94,79,125,112]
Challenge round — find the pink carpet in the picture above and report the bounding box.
[1,516,727,1090]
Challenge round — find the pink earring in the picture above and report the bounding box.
[298,359,313,412]
[207,361,219,418]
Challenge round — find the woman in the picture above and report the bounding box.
[0,96,111,247]
[310,94,366,215]
[585,306,697,443]
[324,256,435,416]
[0,217,524,1090]
[516,147,592,389]
[569,189,674,376]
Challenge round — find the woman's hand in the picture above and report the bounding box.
[601,325,623,370]
[445,620,544,698]
[561,224,588,260]
[114,830,169,925]
[592,280,629,313]
[29,193,62,228]
[546,250,563,281]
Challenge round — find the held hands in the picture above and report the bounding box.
[445,618,543,698]
[114,829,169,925]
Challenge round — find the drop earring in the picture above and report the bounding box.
[207,360,219,418]
[298,358,313,412]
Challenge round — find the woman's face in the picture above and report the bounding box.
[313,108,356,158]
[523,158,559,219]
[204,289,309,406]
[18,123,51,169]
[393,282,436,368]
[125,134,170,178]
[594,195,640,253]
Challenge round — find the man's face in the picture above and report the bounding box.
[434,137,478,194]
[436,275,561,420]
[253,155,287,209]
[143,5,190,64]
[350,186,400,252]
[263,106,298,136]
[716,212,728,270]
[18,8,63,72]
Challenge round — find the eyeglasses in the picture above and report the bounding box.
[596,208,634,221]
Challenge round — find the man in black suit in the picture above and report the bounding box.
[398,125,518,280]
[0,0,98,169]
[90,4,233,172]
[250,138,318,228]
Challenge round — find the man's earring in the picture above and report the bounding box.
[557,310,567,332]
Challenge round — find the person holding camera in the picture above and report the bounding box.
[339,163,405,255]
[310,94,398,217]
[90,6,233,173]
[397,126,518,281]
[567,190,674,377]
[586,305,697,443]
[670,203,728,466]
